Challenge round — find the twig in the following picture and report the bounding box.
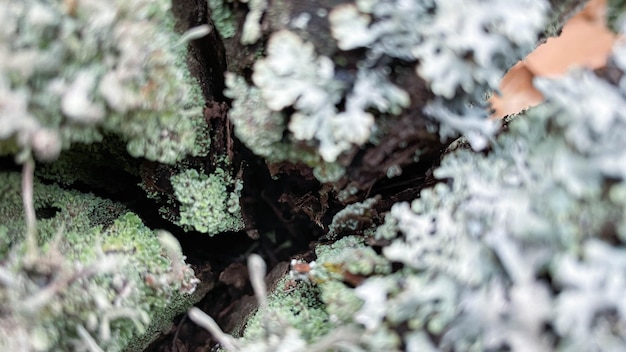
[21,157,37,261]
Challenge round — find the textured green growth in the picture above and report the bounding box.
[224,73,286,158]
[237,236,391,349]
[316,280,362,325]
[170,168,245,235]
[242,276,331,343]
[208,0,238,39]
[311,236,389,324]
[0,172,127,257]
[225,29,383,165]
[0,0,209,164]
[0,171,199,351]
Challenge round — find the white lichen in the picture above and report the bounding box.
[240,0,268,44]
[231,29,408,163]
[329,0,548,150]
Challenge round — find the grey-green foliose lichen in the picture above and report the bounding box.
[223,0,558,185]
[0,0,209,164]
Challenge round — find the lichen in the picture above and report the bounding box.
[188,255,362,352]
[357,60,626,349]
[198,18,626,350]
[226,0,557,183]
[0,172,127,253]
[329,0,548,150]
[226,29,408,171]
[327,197,380,239]
[207,0,238,39]
[0,0,209,164]
[224,73,286,159]
[242,276,331,344]
[240,0,268,44]
[2,0,617,350]
[170,168,245,235]
[0,171,199,352]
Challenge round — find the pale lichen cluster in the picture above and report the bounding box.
[224,0,555,179]
[0,0,209,164]
[170,168,245,235]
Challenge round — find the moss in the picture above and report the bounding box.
[170,168,244,235]
[0,171,200,351]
